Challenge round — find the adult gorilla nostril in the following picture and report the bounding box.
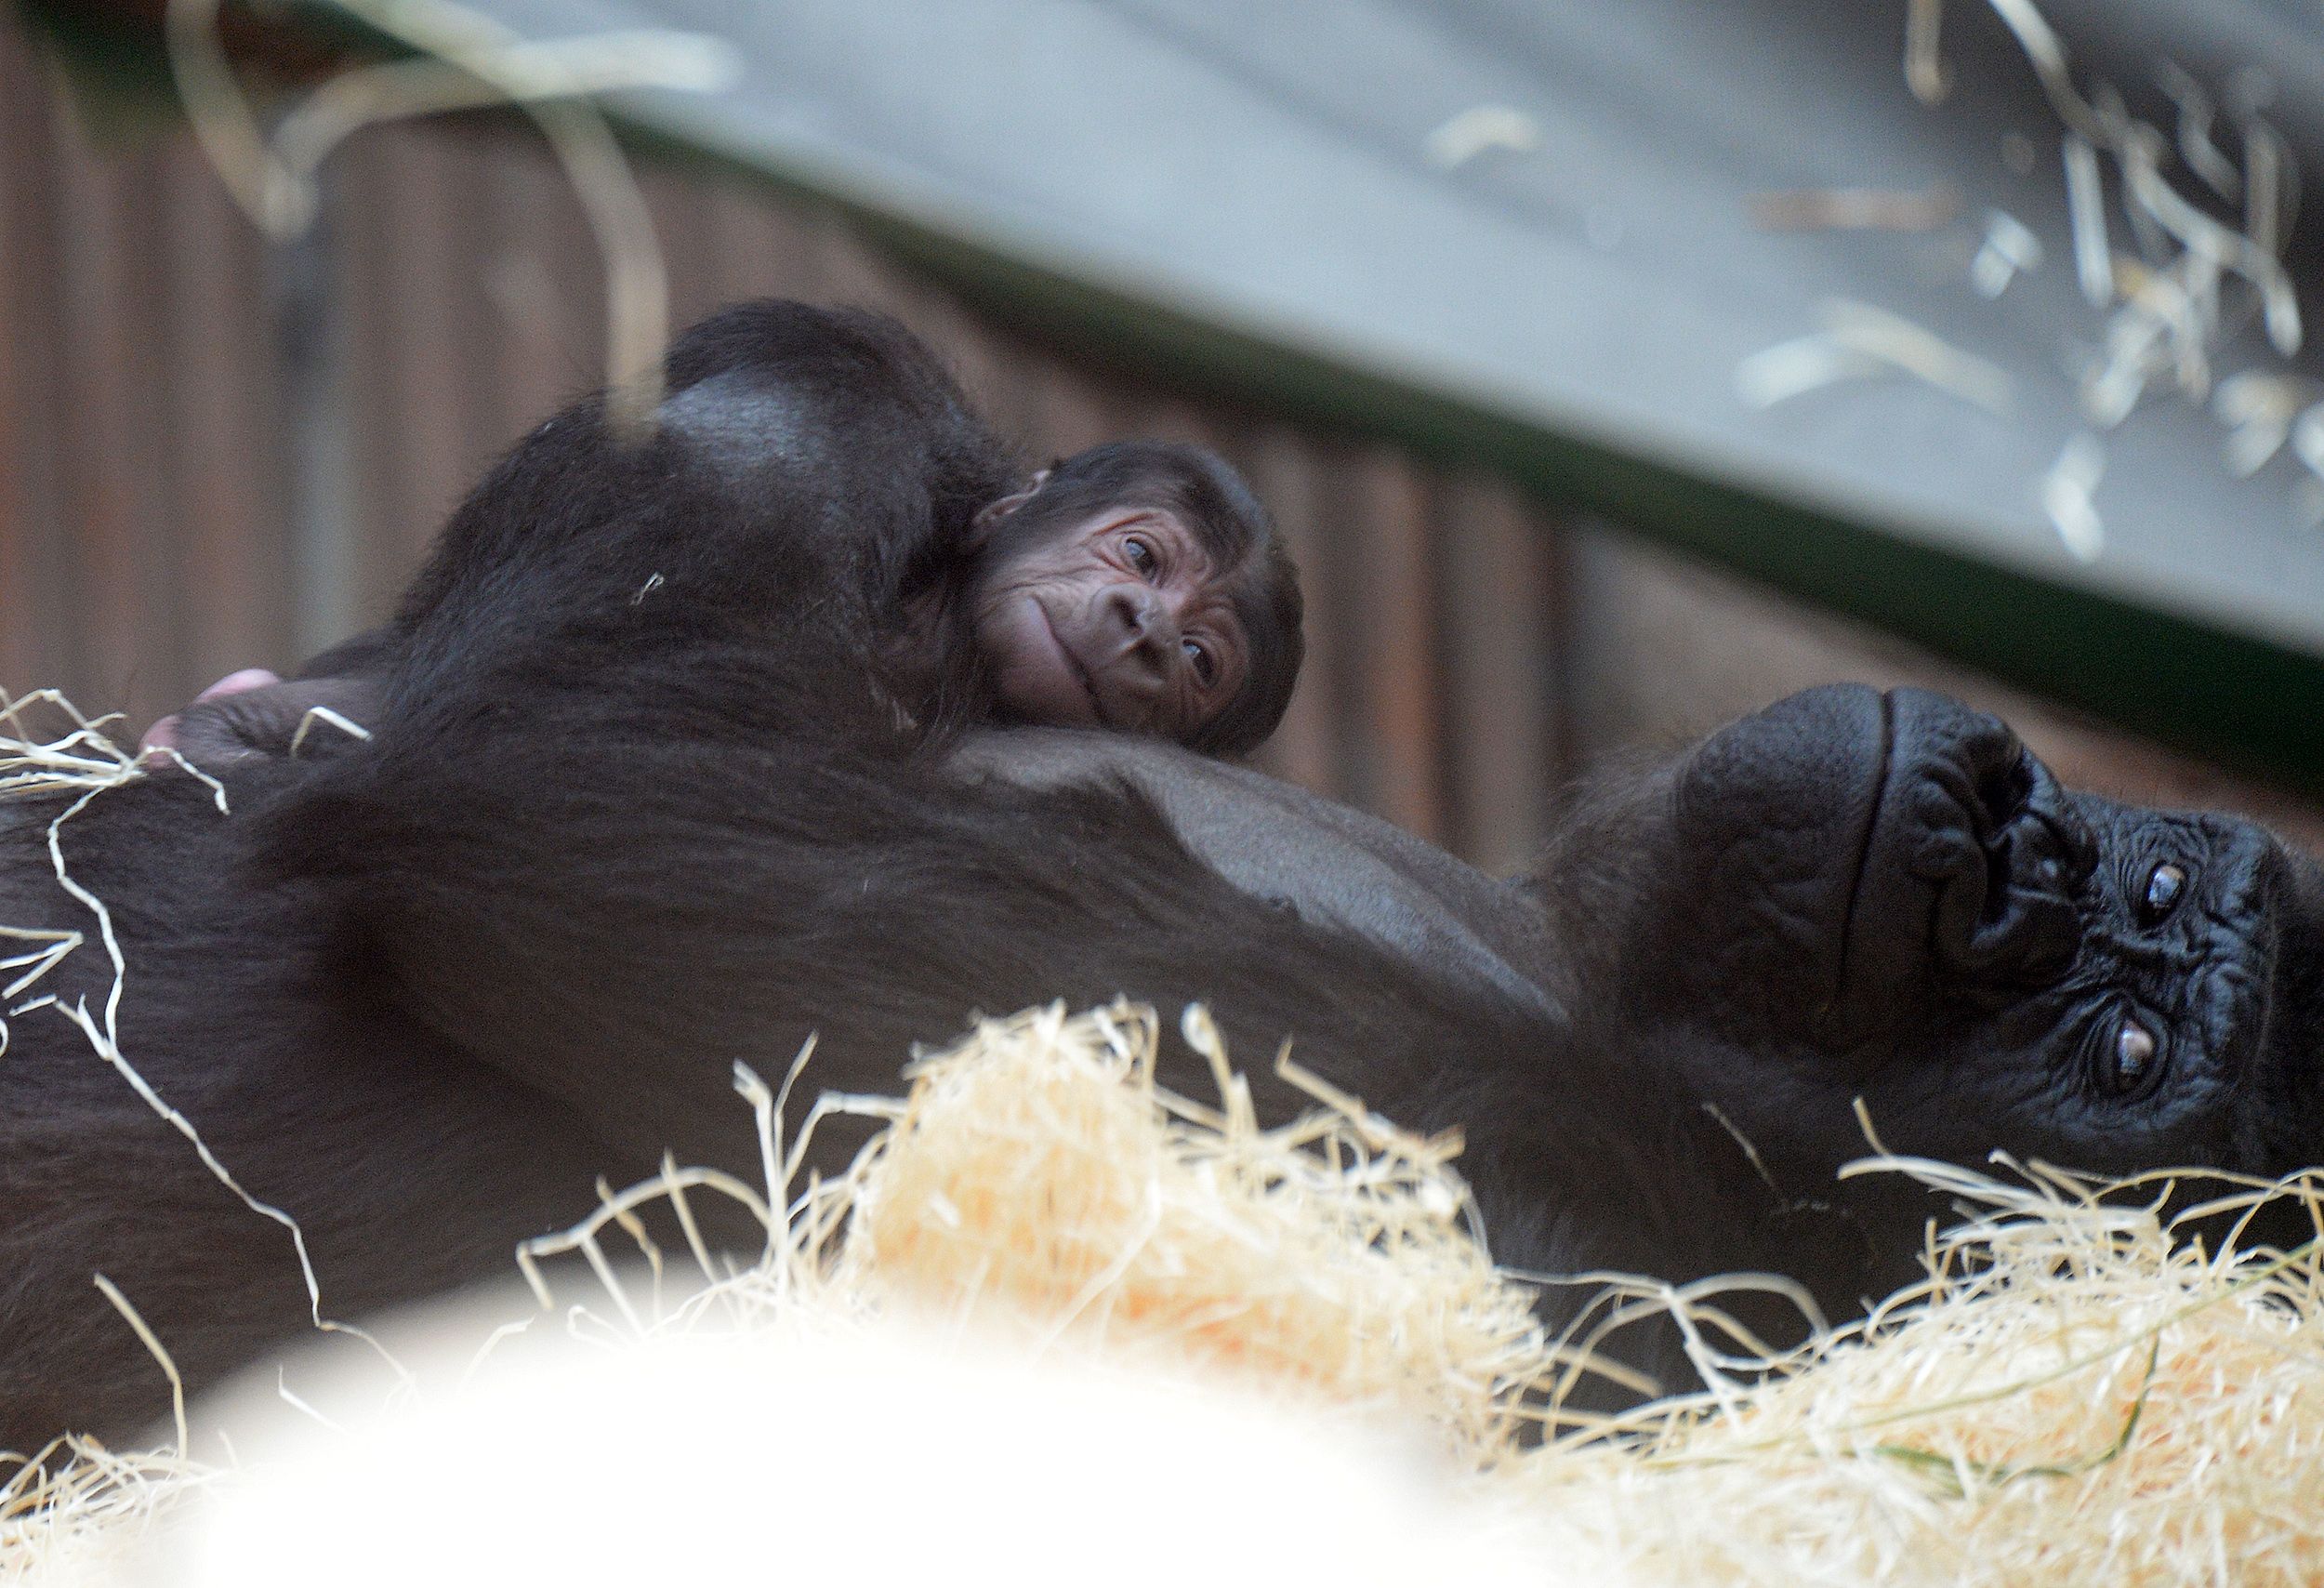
[1927,760,2092,983]
[1812,691,2098,1026]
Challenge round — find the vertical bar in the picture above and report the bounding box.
[0,20,68,696]
[479,137,579,450]
[1240,424,1338,797]
[640,160,720,332]
[269,170,360,661]
[160,136,294,684]
[441,126,511,478]
[806,205,911,311]
[1344,449,1444,840]
[703,168,823,305]
[337,130,416,630]
[1436,474,1562,872]
[50,103,172,721]
[1023,348,1121,458]
[351,125,471,619]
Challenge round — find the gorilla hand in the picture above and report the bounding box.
[141,670,379,769]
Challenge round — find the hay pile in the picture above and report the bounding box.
[7,1001,2324,1584]
[1518,1167,2324,1583]
[828,1004,1547,1452]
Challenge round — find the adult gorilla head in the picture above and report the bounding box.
[1524,683,2324,1328]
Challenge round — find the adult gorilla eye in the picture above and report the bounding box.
[1124,536,1157,576]
[2104,1016,2160,1096]
[1182,637,1217,686]
[2138,862,2187,925]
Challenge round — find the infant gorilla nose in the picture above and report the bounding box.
[1675,685,2097,1043]
[1088,583,1179,707]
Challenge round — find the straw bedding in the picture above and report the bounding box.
[5,999,2319,1585]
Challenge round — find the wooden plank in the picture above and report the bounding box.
[701,167,824,305]
[1435,475,1561,873]
[930,305,1046,454]
[350,125,474,620]
[0,21,69,697]
[49,102,170,723]
[1239,425,1338,799]
[1023,347,1119,460]
[1333,447,1443,840]
[438,126,511,489]
[878,275,1023,441]
[640,159,722,333]
[482,139,594,437]
[156,135,292,686]
[336,130,416,636]
[805,205,914,313]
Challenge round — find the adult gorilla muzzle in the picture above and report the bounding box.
[1676,685,2094,1046]
[1847,688,2095,1009]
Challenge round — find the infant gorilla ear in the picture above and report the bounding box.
[142,672,380,769]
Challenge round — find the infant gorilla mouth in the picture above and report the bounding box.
[981,593,1106,728]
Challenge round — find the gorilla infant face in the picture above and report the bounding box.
[1570,684,2322,1194]
[971,502,1254,743]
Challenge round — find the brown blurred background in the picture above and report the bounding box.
[3,12,2318,869]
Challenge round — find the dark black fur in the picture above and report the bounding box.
[3,305,2318,1453]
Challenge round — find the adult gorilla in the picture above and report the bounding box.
[7,681,2316,1449]
[3,336,2321,1452]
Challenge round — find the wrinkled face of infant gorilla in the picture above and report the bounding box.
[1547,683,2323,1283]
[970,443,1294,752]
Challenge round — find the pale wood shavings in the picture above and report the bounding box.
[1737,299,2012,416]
[1872,0,2322,530]
[1748,184,1961,233]
[0,691,403,1450]
[2041,430,2106,560]
[1421,104,1545,170]
[8,989,2324,1586]
[1970,210,2042,298]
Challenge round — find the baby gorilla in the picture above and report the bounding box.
[145,302,1303,766]
[968,444,1287,746]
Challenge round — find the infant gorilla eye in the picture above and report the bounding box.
[2139,861,2188,925]
[1123,536,1157,576]
[1182,637,1217,686]
[2105,1015,2160,1096]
